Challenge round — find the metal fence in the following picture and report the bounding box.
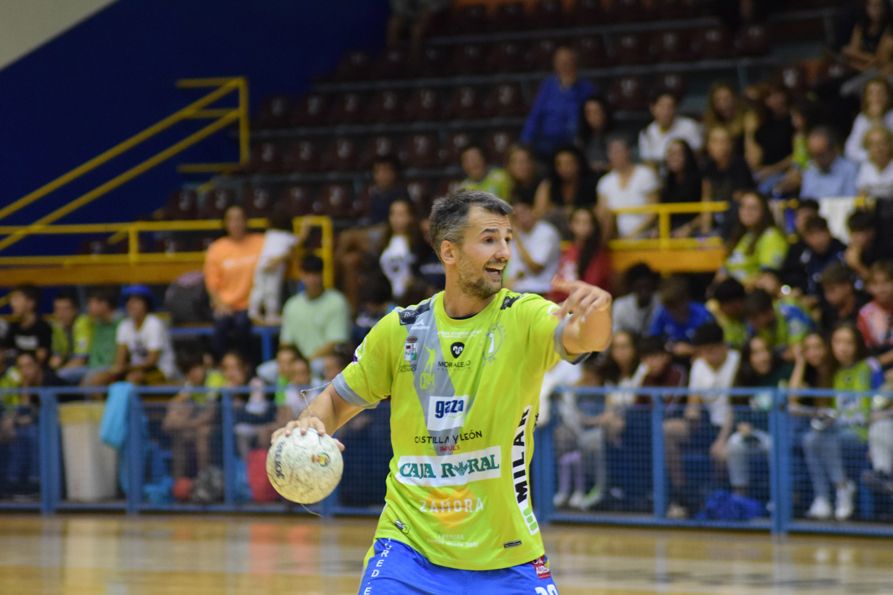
[2,384,892,537]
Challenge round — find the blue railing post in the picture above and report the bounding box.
[126,387,144,514]
[774,388,792,535]
[259,328,275,363]
[220,391,237,507]
[768,388,783,535]
[534,413,556,524]
[38,388,60,515]
[650,390,666,519]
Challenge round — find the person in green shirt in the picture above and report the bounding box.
[802,323,881,521]
[49,291,92,381]
[708,277,749,350]
[80,288,121,387]
[719,191,788,287]
[743,288,814,362]
[273,190,612,591]
[456,144,512,201]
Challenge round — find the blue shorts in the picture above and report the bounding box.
[358,538,559,595]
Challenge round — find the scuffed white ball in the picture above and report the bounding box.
[266,428,343,504]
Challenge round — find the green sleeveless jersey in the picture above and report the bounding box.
[333,288,584,570]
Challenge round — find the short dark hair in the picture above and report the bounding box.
[821,262,855,287]
[428,190,512,260]
[372,153,402,173]
[650,89,678,105]
[301,254,324,273]
[659,275,690,309]
[803,215,830,234]
[692,322,725,347]
[178,351,205,373]
[870,259,893,281]
[624,263,658,288]
[87,286,118,308]
[54,289,79,308]
[743,289,775,317]
[460,143,487,160]
[277,344,303,360]
[847,209,876,232]
[712,278,747,303]
[12,284,39,304]
[638,335,669,357]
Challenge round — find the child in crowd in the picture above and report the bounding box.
[857,260,893,374]
[743,289,813,362]
[708,278,749,350]
[649,275,714,359]
[4,285,52,365]
[248,210,298,325]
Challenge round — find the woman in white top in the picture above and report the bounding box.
[596,135,659,239]
[378,198,427,304]
[857,125,893,199]
[844,77,893,164]
[111,285,178,384]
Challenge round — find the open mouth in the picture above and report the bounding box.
[484,265,504,281]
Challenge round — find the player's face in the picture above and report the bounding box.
[454,206,512,300]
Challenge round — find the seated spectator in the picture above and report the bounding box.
[638,91,703,166]
[248,210,298,325]
[649,275,714,360]
[596,135,659,239]
[549,207,611,303]
[533,145,597,236]
[455,144,511,201]
[747,84,795,196]
[279,255,350,373]
[845,209,893,282]
[701,126,754,236]
[267,349,313,447]
[725,335,791,498]
[708,277,749,350]
[49,290,91,384]
[80,287,121,387]
[506,199,561,295]
[4,285,52,365]
[703,82,745,152]
[802,323,881,520]
[786,216,847,302]
[845,77,893,165]
[352,272,396,347]
[204,204,264,359]
[576,96,613,176]
[800,127,859,199]
[521,45,595,160]
[613,263,661,336]
[227,352,276,459]
[364,154,409,229]
[719,191,788,287]
[505,144,542,205]
[664,322,740,518]
[857,260,893,371]
[820,263,871,330]
[162,352,225,480]
[104,285,178,385]
[774,99,820,196]
[638,335,687,389]
[841,0,893,74]
[386,0,447,58]
[660,139,703,237]
[744,288,814,362]
[780,198,822,289]
[857,126,893,199]
[378,198,429,305]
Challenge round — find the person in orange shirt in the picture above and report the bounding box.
[204,204,265,359]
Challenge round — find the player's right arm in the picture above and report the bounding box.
[271,384,362,450]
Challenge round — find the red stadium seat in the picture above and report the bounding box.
[373,47,413,80]
[333,51,372,82]
[255,95,291,129]
[695,26,731,59]
[485,129,517,162]
[329,92,366,125]
[524,38,559,72]
[406,179,434,213]
[162,189,198,220]
[532,0,568,29]
[737,24,769,56]
[247,141,282,174]
[448,43,488,75]
[485,41,525,73]
[447,86,483,120]
[492,2,530,31]
[650,30,692,63]
[442,3,488,35]
[362,135,400,169]
[658,0,697,19]
[244,185,274,218]
[279,185,315,217]
[574,0,606,26]
[608,76,647,111]
[405,88,443,121]
[369,90,404,123]
[315,184,355,218]
[289,92,328,127]
[441,131,474,166]
[198,187,235,219]
[655,72,688,98]
[401,133,440,169]
[614,33,649,65]
[482,83,526,118]
[281,140,321,173]
[321,137,360,172]
[417,45,450,78]
[574,36,607,69]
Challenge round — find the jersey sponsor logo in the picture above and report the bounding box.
[396,446,501,487]
[501,294,520,309]
[450,342,465,358]
[437,360,471,369]
[419,496,485,515]
[404,336,418,364]
[532,556,551,579]
[512,406,539,535]
[414,429,482,445]
[427,396,468,431]
[484,323,505,364]
[419,346,437,390]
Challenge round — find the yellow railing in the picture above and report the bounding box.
[0,216,335,289]
[607,201,729,251]
[0,77,249,254]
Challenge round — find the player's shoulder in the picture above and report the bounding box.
[394,295,437,326]
[497,289,557,316]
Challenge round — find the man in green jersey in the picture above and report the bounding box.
[274,190,612,593]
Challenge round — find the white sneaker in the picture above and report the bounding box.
[835,482,855,521]
[579,486,604,510]
[567,490,584,509]
[553,491,570,508]
[806,496,832,520]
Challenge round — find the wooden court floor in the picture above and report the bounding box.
[1,515,893,594]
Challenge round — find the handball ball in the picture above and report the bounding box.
[266,428,343,504]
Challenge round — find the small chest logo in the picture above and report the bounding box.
[450,342,465,358]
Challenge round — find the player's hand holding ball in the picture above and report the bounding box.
[267,416,345,504]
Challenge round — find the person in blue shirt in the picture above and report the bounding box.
[743,288,814,362]
[521,45,595,160]
[649,275,714,360]
[800,126,858,199]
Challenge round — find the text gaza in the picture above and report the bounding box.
[435,399,465,419]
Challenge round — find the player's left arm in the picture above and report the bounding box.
[551,278,613,354]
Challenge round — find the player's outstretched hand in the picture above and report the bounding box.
[271,416,346,451]
[551,277,612,322]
